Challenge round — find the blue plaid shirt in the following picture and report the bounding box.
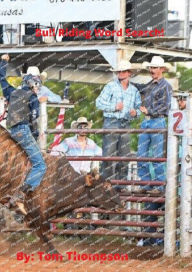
[96,79,141,120]
[38,86,62,103]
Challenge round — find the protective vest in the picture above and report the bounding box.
[7,88,34,128]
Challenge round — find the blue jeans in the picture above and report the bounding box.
[102,117,131,181]
[11,124,47,190]
[142,201,164,245]
[137,118,166,241]
[137,117,166,192]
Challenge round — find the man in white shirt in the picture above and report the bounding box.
[51,117,102,174]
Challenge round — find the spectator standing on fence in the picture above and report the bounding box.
[134,56,172,194]
[51,117,102,174]
[135,56,172,247]
[0,54,46,215]
[96,60,141,187]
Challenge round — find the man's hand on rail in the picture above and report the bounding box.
[1,54,10,62]
[39,96,48,103]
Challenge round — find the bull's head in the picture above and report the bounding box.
[84,172,125,211]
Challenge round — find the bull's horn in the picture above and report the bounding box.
[91,168,100,179]
[95,173,100,180]
[85,174,93,187]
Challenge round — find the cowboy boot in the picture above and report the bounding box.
[10,184,32,215]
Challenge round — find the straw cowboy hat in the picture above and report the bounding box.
[26,66,48,81]
[111,60,137,72]
[144,56,174,72]
[71,117,93,129]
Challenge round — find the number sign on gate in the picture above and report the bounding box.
[171,110,186,136]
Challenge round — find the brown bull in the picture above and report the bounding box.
[0,125,124,253]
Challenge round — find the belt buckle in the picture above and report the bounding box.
[145,116,150,120]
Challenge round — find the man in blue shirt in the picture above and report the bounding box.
[0,54,46,214]
[135,56,172,194]
[96,60,141,185]
[135,56,172,247]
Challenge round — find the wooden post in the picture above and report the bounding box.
[114,1,135,70]
[114,0,126,43]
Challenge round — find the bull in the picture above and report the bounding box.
[0,125,124,253]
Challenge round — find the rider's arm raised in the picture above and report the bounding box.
[0,55,15,102]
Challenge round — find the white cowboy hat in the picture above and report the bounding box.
[111,60,137,72]
[146,56,166,68]
[27,66,41,76]
[71,117,93,129]
[26,66,48,80]
[143,56,174,72]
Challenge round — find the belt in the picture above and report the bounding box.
[145,115,166,120]
[104,117,129,122]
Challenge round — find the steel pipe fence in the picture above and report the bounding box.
[63,156,167,162]
[41,101,184,255]
[51,229,164,239]
[45,112,168,244]
[46,128,167,134]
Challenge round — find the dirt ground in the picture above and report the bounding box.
[0,233,191,272]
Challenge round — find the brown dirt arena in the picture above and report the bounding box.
[0,232,191,272]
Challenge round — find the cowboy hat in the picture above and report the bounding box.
[143,56,174,72]
[111,60,137,72]
[26,66,48,80]
[27,66,41,76]
[71,117,93,129]
[146,56,166,68]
